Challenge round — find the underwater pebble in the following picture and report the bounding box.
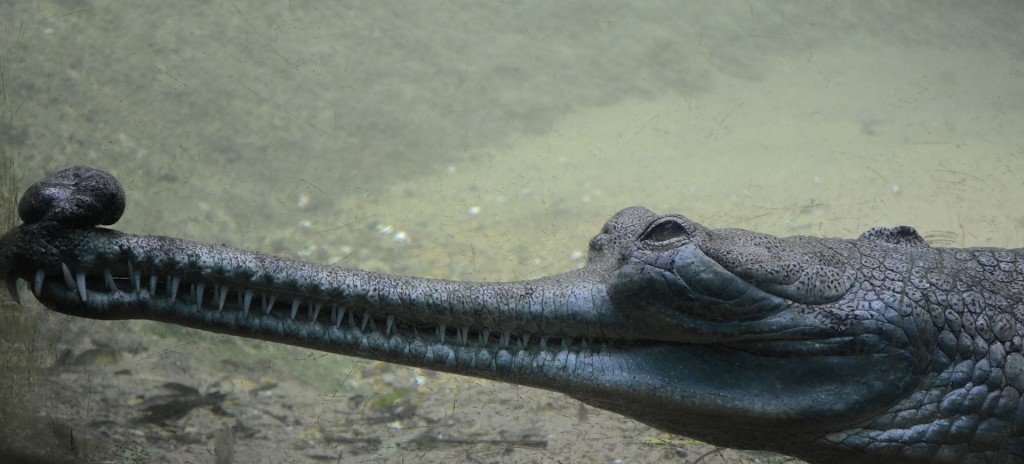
[468,206,481,215]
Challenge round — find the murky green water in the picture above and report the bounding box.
[2,1,1023,462]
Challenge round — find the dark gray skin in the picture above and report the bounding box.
[3,167,1023,464]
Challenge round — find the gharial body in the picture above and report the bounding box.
[2,166,1023,463]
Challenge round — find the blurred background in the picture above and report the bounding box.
[1,1,1023,462]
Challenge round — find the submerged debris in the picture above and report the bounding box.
[137,382,227,424]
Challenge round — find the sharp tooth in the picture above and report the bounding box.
[76,272,87,302]
[263,293,277,314]
[459,327,469,345]
[348,310,355,327]
[540,337,548,350]
[361,312,371,331]
[149,275,157,295]
[386,315,394,335]
[129,261,140,292]
[61,262,75,290]
[521,333,530,349]
[33,269,45,297]
[195,283,205,309]
[309,301,322,322]
[437,324,446,344]
[331,307,342,327]
[5,278,20,305]
[291,299,300,320]
[243,290,254,315]
[104,269,117,292]
[217,286,228,312]
[500,332,509,349]
[169,275,180,300]
[481,329,490,345]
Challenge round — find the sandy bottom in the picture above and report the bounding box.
[2,1,1024,463]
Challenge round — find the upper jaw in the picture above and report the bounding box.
[5,217,627,342]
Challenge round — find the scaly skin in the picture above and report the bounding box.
[2,167,1022,463]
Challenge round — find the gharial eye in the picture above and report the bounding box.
[640,218,688,243]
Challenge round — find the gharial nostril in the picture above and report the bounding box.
[17,166,125,228]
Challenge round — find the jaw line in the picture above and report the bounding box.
[5,219,919,447]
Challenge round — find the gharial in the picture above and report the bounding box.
[2,166,1023,464]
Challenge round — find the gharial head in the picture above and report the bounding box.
[3,166,1010,464]
[568,206,930,457]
